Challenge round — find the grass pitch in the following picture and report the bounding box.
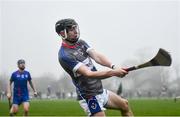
[0,99,180,116]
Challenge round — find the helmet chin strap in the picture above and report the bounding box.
[60,27,80,44]
[59,29,68,40]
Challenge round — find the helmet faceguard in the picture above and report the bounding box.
[55,19,80,43]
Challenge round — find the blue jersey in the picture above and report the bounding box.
[10,70,31,98]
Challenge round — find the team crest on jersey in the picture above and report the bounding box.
[16,74,20,77]
[21,74,24,78]
[73,51,78,56]
[77,49,84,56]
[25,74,28,78]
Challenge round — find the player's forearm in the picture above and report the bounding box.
[85,70,116,79]
[77,64,127,79]
[7,81,12,94]
[29,81,36,92]
[77,65,115,79]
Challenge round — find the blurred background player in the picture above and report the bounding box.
[47,85,51,99]
[174,96,180,102]
[7,59,37,116]
[160,83,168,98]
[55,18,133,116]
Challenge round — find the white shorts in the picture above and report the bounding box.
[79,89,109,116]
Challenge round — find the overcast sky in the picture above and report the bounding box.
[0,0,179,79]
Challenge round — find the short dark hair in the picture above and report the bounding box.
[17,59,25,65]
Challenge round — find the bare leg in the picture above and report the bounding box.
[22,102,30,116]
[105,91,133,116]
[92,111,106,117]
[10,104,19,116]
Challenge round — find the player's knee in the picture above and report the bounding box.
[23,103,29,112]
[12,108,18,113]
[120,99,129,112]
[24,107,29,113]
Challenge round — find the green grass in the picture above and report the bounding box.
[0,99,180,116]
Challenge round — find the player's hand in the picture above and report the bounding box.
[7,93,11,99]
[34,91,38,97]
[113,68,128,78]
